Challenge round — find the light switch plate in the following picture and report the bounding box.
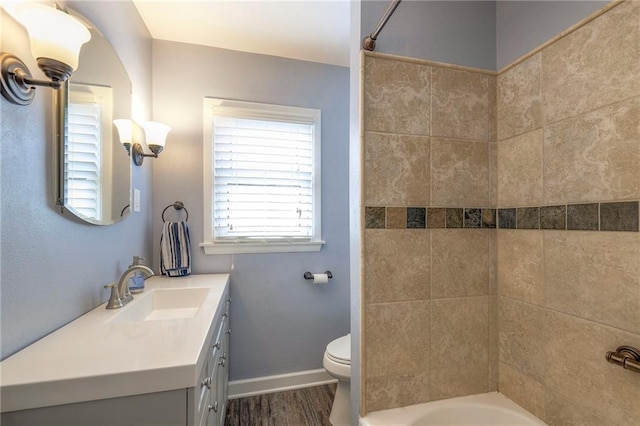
[133,188,141,212]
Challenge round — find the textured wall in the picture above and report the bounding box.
[151,40,350,381]
[495,2,640,424]
[496,0,610,70]
[361,0,496,70]
[0,1,153,360]
[361,54,496,413]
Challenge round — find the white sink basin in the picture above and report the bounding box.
[109,287,210,323]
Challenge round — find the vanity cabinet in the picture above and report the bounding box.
[188,290,231,426]
[0,275,230,426]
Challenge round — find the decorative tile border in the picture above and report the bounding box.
[365,201,639,232]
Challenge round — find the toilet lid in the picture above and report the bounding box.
[326,334,350,363]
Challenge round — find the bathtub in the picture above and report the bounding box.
[360,392,547,426]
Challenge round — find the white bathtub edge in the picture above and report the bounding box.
[359,391,547,426]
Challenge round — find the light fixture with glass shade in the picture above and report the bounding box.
[113,119,133,155]
[130,121,171,166]
[0,3,91,106]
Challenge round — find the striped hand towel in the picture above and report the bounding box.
[160,221,191,277]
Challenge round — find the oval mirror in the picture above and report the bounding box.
[55,9,132,225]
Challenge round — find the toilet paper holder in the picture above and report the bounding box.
[304,271,333,280]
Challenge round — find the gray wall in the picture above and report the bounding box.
[361,0,497,70]
[496,0,610,69]
[361,0,610,71]
[151,41,351,380]
[0,1,153,360]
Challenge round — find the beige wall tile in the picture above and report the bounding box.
[430,363,492,401]
[430,296,492,399]
[489,76,497,143]
[488,296,498,390]
[431,296,489,370]
[365,300,430,379]
[364,229,430,304]
[497,54,542,141]
[489,142,498,207]
[544,231,640,332]
[498,296,545,383]
[497,129,543,207]
[365,371,430,413]
[497,230,544,305]
[544,389,615,426]
[543,97,640,204]
[542,1,640,125]
[431,230,490,298]
[499,362,545,421]
[545,310,640,425]
[430,138,489,207]
[489,230,497,295]
[364,56,430,135]
[364,132,430,206]
[431,67,492,141]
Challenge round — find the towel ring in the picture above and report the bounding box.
[162,201,189,222]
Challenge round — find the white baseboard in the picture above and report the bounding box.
[229,369,337,399]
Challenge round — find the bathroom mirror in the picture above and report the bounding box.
[55,10,132,225]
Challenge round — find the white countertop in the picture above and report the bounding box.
[0,274,230,413]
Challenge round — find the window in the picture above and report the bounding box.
[201,98,323,255]
[65,84,113,221]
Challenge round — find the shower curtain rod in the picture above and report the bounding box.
[362,0,402,51]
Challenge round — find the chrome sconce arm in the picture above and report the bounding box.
[0,54,74,105]
[114,119,171,166]
[0,4,90,106]
[131,142,164,166]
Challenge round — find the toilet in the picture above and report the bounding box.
[323,333,351,426]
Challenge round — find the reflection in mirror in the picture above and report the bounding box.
[56,10,132,225]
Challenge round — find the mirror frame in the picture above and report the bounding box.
[54,9,133,226]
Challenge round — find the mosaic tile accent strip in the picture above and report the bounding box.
[428,208,446,228]
[600,202,639,232]
[498,209,516,229]
[540,205,566,230]
[464,208,482,229]
[365,201,639,232]
[407,207,427,228]
[567,203,599,231]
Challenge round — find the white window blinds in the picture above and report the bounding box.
[65,101,101,220]
[214,116,314,240]
[203,98,323,254]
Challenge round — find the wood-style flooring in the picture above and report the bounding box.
[225,384,336,426]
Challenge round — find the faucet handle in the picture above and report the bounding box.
[104,283,124,309]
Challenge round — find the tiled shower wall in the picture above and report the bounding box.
[495,1,640,424]
[361,1,640,422]
[361,55,497,412]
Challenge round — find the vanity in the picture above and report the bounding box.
[0,274,230,426]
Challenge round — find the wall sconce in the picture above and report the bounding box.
[0,3,91,106]
[113,120,170,166]
[113,119,133,154]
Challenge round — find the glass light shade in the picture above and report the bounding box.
[16,3,91,71]
[142,121,171,148]
[113,119,133,146]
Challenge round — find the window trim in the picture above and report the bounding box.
[201,98,324,255]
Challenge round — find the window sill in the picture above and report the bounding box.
[200,240,324,255]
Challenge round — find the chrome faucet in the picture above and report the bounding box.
[104,256,154,309]
[118,256,154,305]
